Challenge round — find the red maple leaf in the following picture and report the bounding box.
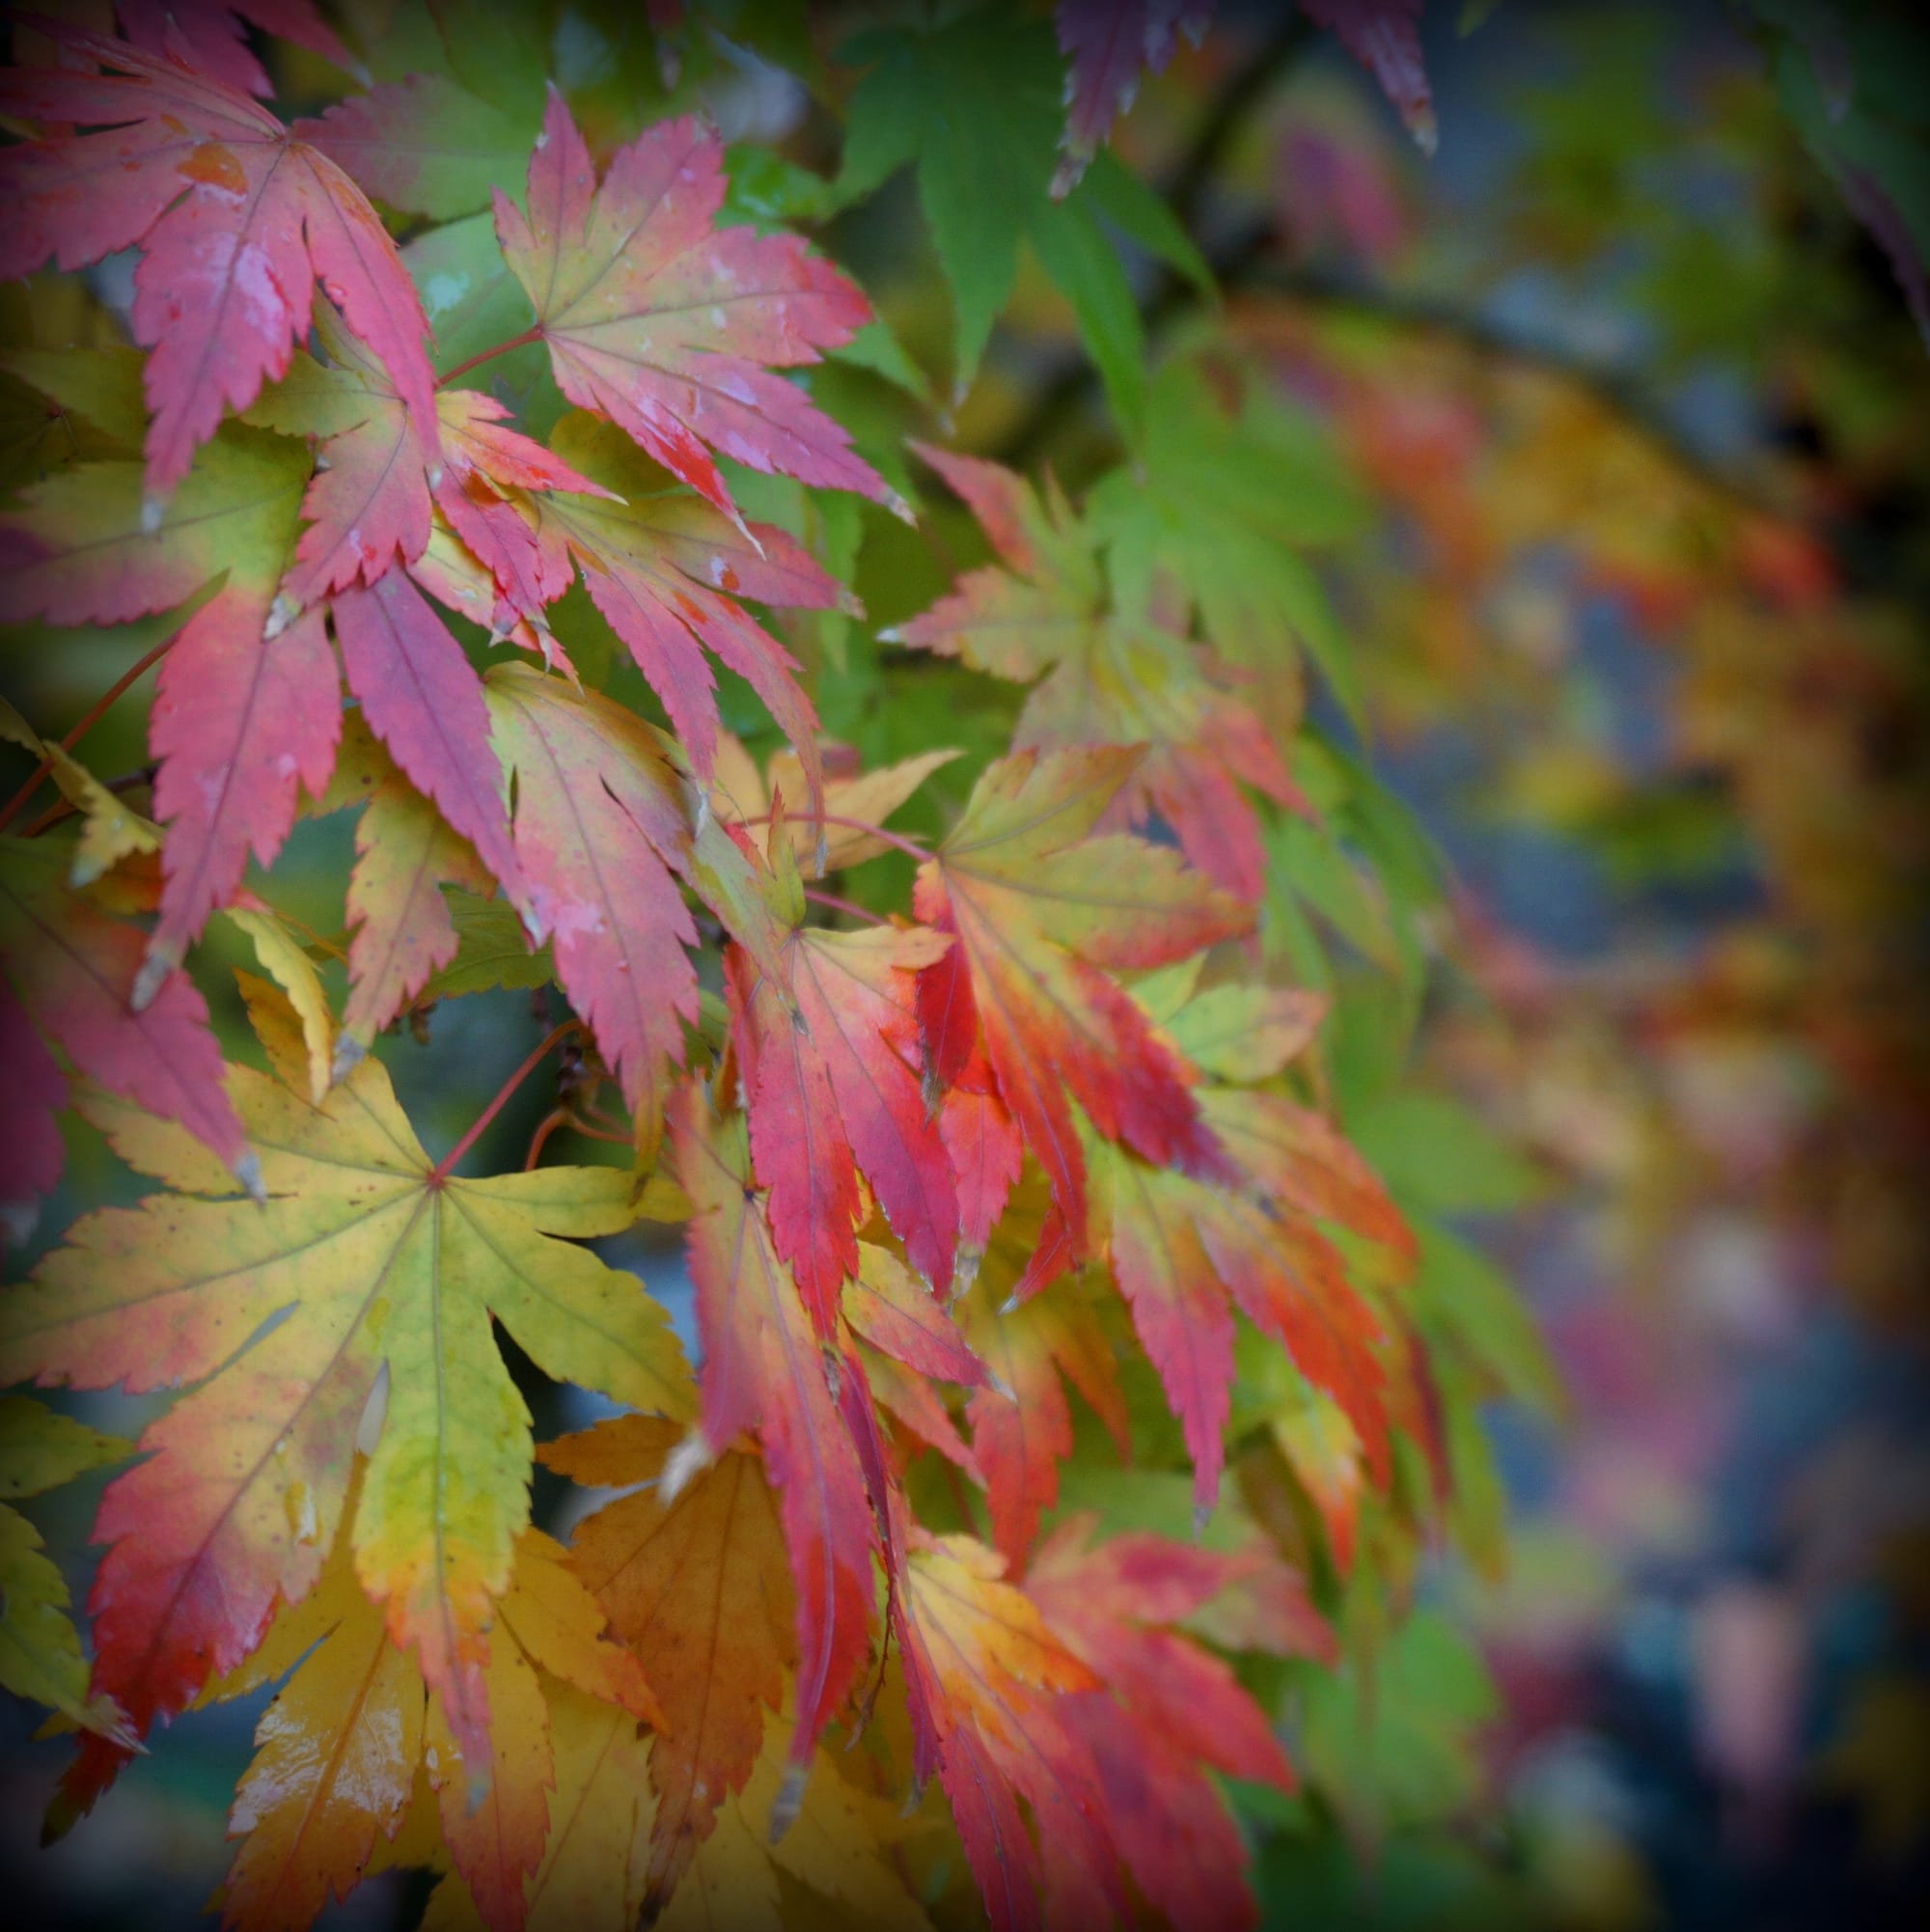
[913,746,1248,1263]
[666,1084,877,1769]
[494,91,897,527]
[116,1,351,99]
[0,21,436,499]
[726,817,960,1317]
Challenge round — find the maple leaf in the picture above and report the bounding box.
[933,1052,1026,1261]
[725,824,959,1315]
[912,745,1248,1263]
[1022,1515,1320,1932]
[244,310,606,625]
[1201,1086,1419,1268]
[316,715,499,1066]
[206,1489,658,1932]
[1053,0,1214,197]
[845,1241,989,1481]
[1136,962,1328,1083]
[837,12,1206,428]
[331,568,525,904]
[540,1415,795,1910]
[0,1021,689,1816]
[223,903,336,1103]
[482,666,702,1138]
[893,1532,1118,1932]
[0,1395,136,1743]
[664,1085,878,1782]
[303,71,538,221]
[1096,1125,1395,1522]
[896,444,1301,899]
[117,0,353,100]
[0,836,249,1200]
[418,1678,935,1932]
[650,1726,937,1932]
[494,91,895,527]
[1302,0,1439,157]
[0,428,340,996]
[515,414,855,794]
[0,22,436,499]
[954,1182,1129,1564]
[1088,357,1366,741]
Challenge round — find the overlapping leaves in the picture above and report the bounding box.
[0,10,1502,1931]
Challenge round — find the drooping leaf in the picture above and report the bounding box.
[116,0,353,100]
[957,1180,1129,1564]
[494,93,894,526]
[540,1416,795,1912]
[897,445,1302,899]
[1022,1514,1317,1931]
[836,11,1167,428]
[1095,1121,1394,1517]
[893,1532,1117,1932]
[664,1086,877,1780]
[482,665,700,1138]
[0,22,436,497]
[1302,0,1439,156]
[0,837,250,1193]
[208,1496,658,1932]
[0,1021,687,1817]
[1052,1,1214,196]
[0,1395,136,1743]
[0,428,340,993]
[913,746,1247,1260]
[731,883,959,1315]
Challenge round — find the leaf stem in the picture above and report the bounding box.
[435,325,544,390]
[741,810,931,863]
[429,1019,579,1186]
[803,886,888,925]
[20,765,157,840]
[0,632,180,835]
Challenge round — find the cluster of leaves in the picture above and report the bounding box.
[0,4,1553,1928]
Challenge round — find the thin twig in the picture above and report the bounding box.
[435,324,543,390]
[804,885,888,925]
[740,810,930,863]
[430,1020,578,1186]
[0,632,179,835]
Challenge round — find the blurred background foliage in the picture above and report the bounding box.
[3,1,1928,1927]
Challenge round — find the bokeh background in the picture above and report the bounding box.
[4,2,1928,1927]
